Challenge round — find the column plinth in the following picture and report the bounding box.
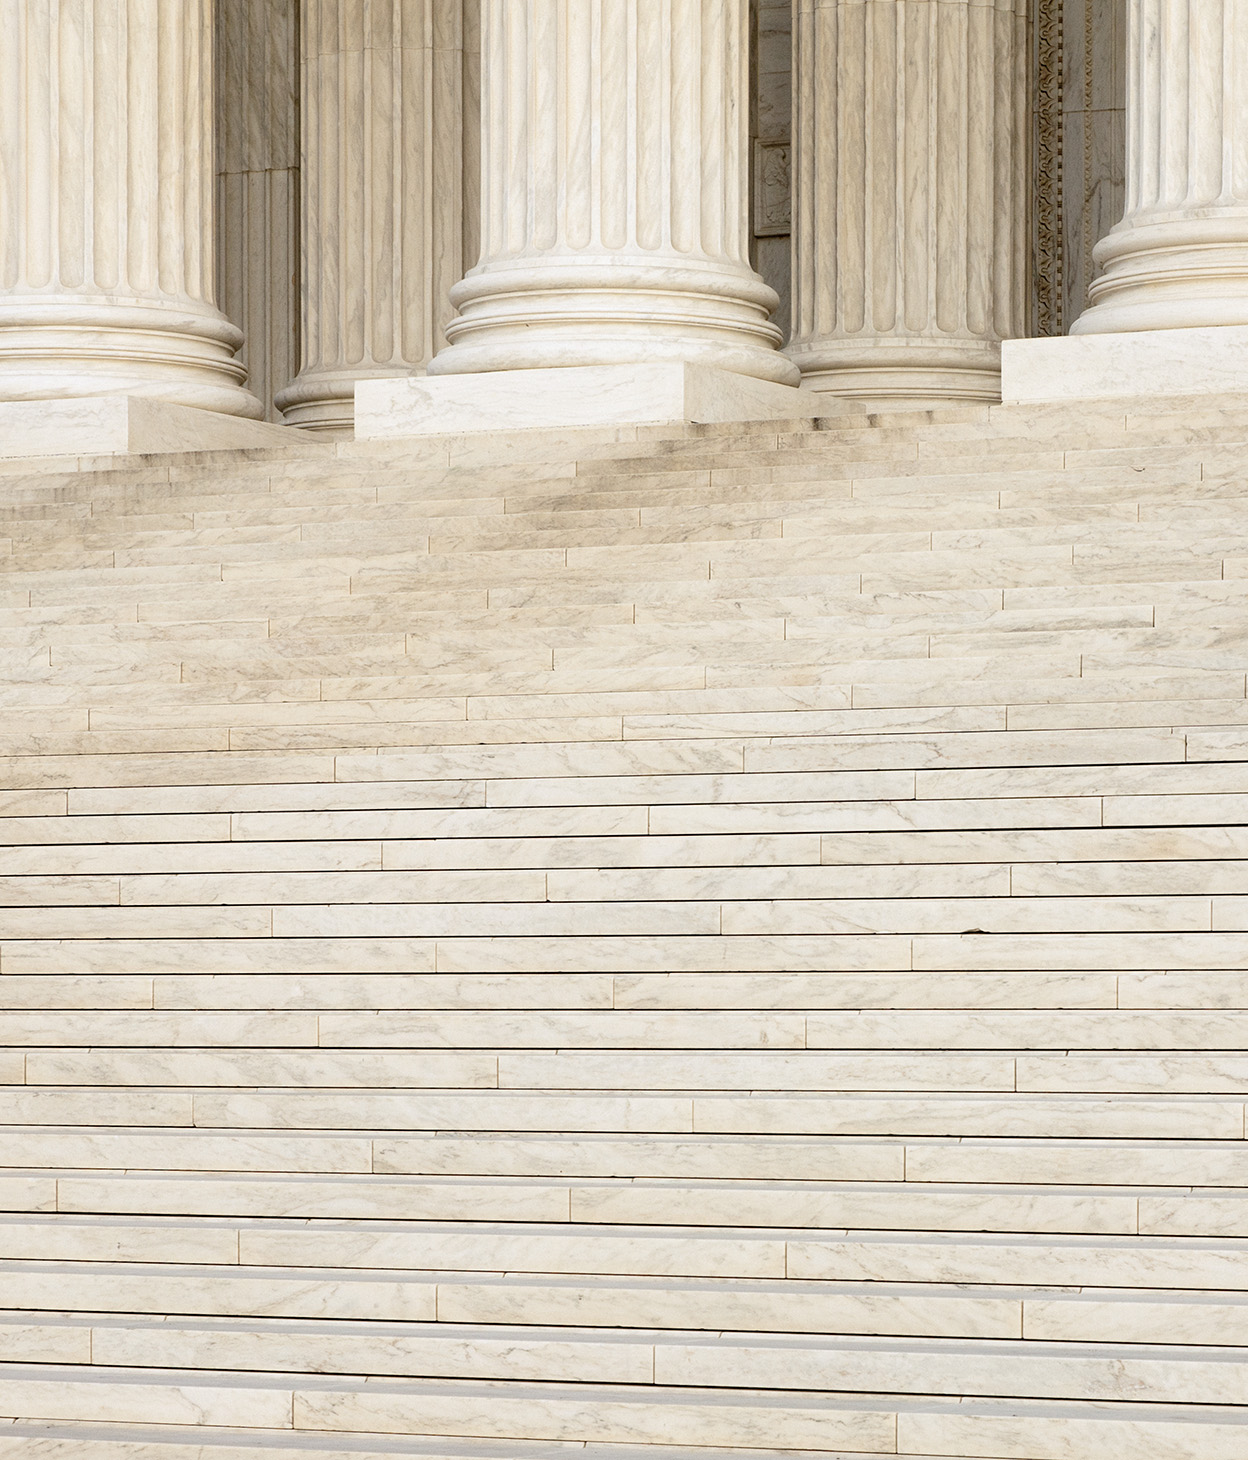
[427,0,796,387]
[787,0,1029,406]
[1074,0,1248,335]
[0,0,261,418]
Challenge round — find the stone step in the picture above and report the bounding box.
[12,930,1248,978]
[2,1126,1246,1189]
[2,1004,1248,1049]
[12,484,1233,551]
[8,736,1248,799]
[27,1169,1248,1235]
[0,892,1234,940]
[8,828,1248,881]
[6,697,1248,756]
[0,1253,1243,1339]
[0,968,1236,1015]
[12,857,1247,906]
[0,1418,875,1460]
[14,1049,1248,1098]
[0,1214,1236,1290]
[0,1311,1238,1403]
[0,1362,1237,1456]
[0,1087,1242,1140]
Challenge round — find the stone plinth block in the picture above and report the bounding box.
[0,397,301,461]
[1002,326,1248,403]
[355,364,824,440]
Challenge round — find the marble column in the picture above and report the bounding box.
[0,0,261,417]
[787,0,1029,405]
[276,0,464,432]
[1074,0,1248,334]
[215,0,301,422]
[428,0,797,386]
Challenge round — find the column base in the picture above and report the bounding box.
[0,299,265,421]
[275,368,417,436]
[786,339,1004,409]
[0,397,302,461]
[354,364,824,440]
[1002,325,1248,403]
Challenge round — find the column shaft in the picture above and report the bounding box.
[276,0,464,432]
[787,0,1029,404]
[0,0,260,416]
[429,0,796,386]
[215,0,301,422]
[1074,0,1248,333]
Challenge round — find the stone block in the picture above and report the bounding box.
[1003,324,1248,403]
[0,397,301,460]
[354,364,824,439]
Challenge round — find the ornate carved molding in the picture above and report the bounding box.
[1033,0,1065,336]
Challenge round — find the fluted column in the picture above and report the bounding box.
[1074,0,1248,335]
[428,0,797,386]
[276,0,463,432]
[215,0,300,422]
[0,0,261,417]
[787,0,1029,405]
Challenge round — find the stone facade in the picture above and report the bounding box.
[2,2,1247,423]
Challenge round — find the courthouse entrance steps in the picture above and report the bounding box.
[0,395,1247,1454]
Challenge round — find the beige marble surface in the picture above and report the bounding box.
[1003,325,1248,402]
[0,396,298,459]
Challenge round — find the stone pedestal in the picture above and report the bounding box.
[275,0,464,433]
[0,397,298,460]
[0,0,261,418]
[356,363,822,440]
[787,0,1029,406]
[1073,0,1248,335]
[427,0,796,388]
[1003,323,1248,402]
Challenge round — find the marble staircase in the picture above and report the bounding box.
[0,398,1246,1456]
